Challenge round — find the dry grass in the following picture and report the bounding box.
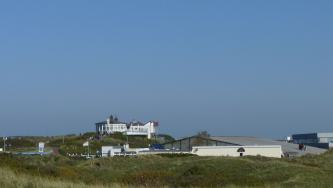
[1,150,333,188]
[0,165,288,188]
[0,167,117,188]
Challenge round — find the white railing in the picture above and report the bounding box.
[126,130,149,135]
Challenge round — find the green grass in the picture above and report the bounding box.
[0,167,113,188]
[1,150,333,187]
[3,134,332,187]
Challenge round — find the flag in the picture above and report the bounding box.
[83,141,89,147]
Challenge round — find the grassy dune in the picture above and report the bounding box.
[0,167,111,188]
[0,150,333,187]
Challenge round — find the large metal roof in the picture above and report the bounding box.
[210,136,326,156]
[317,132,333,138]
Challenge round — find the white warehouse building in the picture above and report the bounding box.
[96,115,158,139]
[192,145,283,158]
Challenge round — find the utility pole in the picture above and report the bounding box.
[88,143,90,158]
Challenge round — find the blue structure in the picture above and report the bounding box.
[151,144,164,150]
[292,133,333,149]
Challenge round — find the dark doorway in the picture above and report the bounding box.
[237,147,245,157]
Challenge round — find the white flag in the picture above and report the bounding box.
[83,141,89,147]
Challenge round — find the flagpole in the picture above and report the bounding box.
[3,137,6,152]
[88,142,90,158]
[83,141,90,159]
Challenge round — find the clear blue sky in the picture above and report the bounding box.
[1,1,332,138]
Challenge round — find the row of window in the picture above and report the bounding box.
[98,126,149,133]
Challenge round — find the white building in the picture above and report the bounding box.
[192,145,283,158]
[101,146,122,157]
[101,145,149,157]
[95,115,158,139]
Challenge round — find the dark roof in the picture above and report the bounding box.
[292,133,318,140]
[95,121,107,125]
[95,121,127,125]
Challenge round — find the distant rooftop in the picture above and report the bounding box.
[96,115,157,126]
[292,132,333,138]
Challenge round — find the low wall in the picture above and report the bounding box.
[192,145,283,158]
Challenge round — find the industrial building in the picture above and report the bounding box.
[162,135,327,157]
[292,132,333,149]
